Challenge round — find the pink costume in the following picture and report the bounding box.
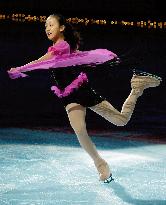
[8,40,117,79]
[8,40,118,106]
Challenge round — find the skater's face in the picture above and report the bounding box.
[45,16,65,42]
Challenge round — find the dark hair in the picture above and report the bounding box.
[50,13,81,51]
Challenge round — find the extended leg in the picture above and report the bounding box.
[90,73,162,126]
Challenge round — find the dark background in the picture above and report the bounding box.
[0,0,165,18]
[0,0,165,133]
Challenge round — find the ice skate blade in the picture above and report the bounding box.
[132,69,162,81]
[103,175,114,184]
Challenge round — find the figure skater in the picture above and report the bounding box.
[8,13,162,183]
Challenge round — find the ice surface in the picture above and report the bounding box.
[0,128,166,205]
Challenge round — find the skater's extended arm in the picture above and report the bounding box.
[9,52,54,71]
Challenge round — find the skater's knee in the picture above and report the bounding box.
[114,117,128,126]
[116,121,127,126]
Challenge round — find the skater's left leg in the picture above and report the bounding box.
[89,73,162,126]
[89,88,141,126]
[89,99,136,127]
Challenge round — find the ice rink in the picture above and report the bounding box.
[0,128,165,205]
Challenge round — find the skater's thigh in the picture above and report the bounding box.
[66,103,85,114]
[65,103,87,131]
[89,100,120,115]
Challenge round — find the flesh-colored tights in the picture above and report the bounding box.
[65,89,141,166]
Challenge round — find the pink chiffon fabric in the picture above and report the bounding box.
[7,40,118,98]
[8,40,118,79]
[51,72,88,98]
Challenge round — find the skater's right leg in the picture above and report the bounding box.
[66,103,112,181]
